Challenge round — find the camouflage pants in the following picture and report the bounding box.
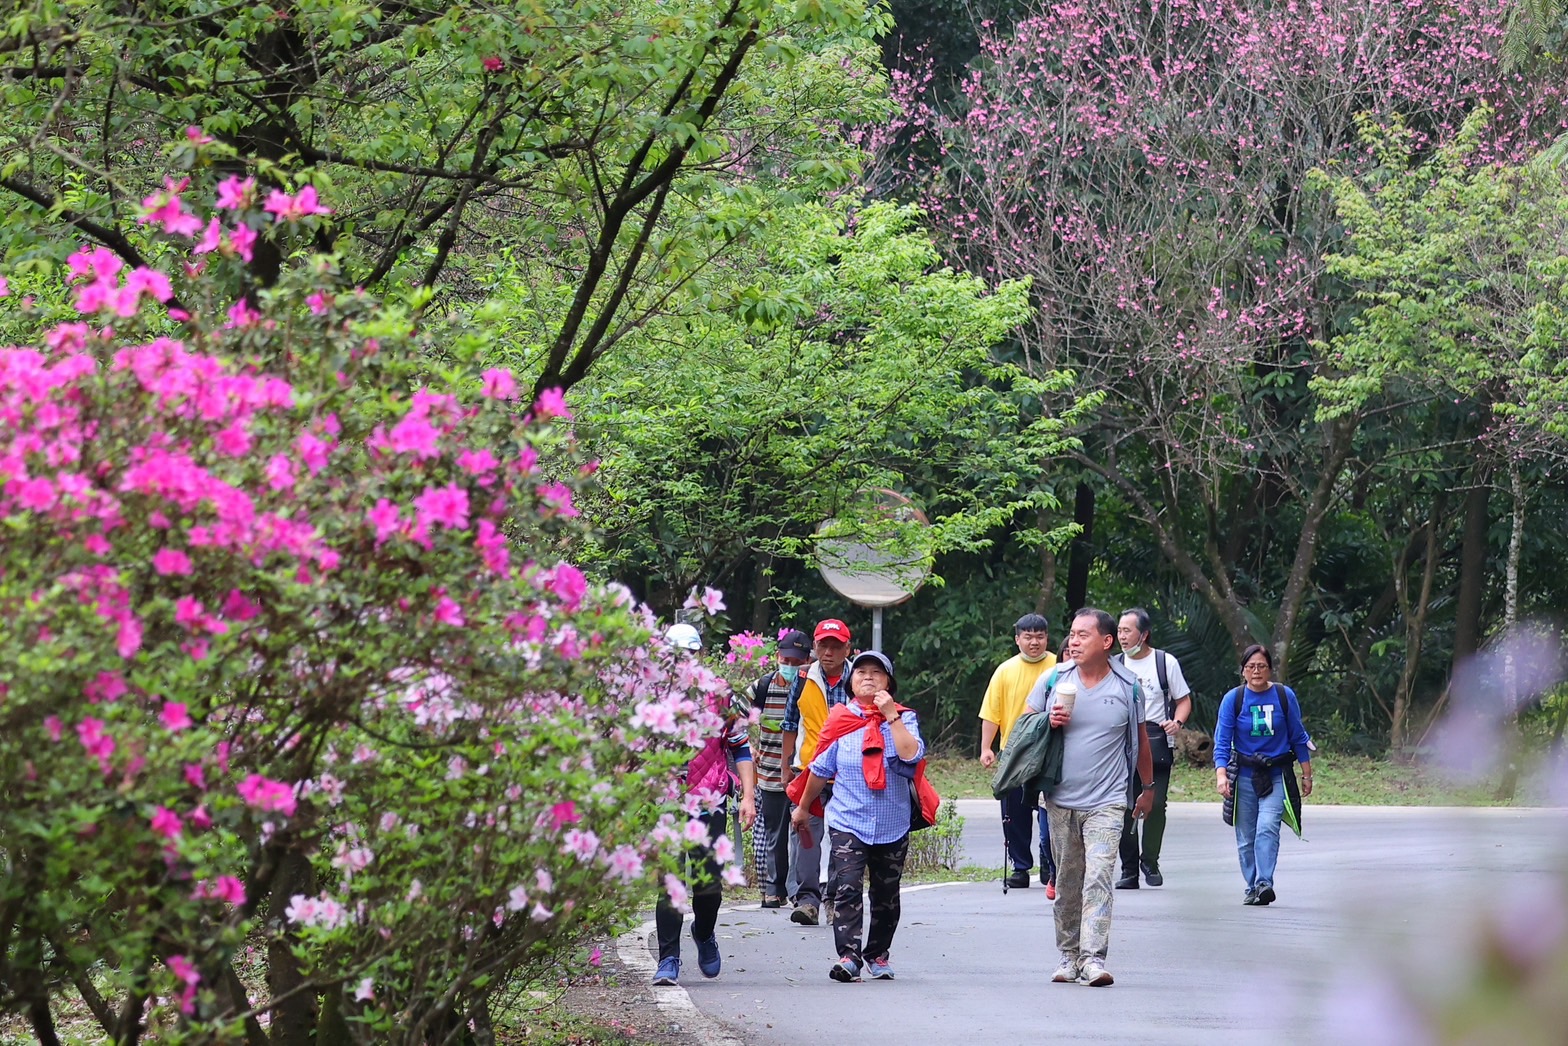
[1046,802,1125,963]
[827,829,909,965]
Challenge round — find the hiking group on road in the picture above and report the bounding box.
[652,605,1314,990]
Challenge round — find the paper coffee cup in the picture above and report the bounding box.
[1054,682,1077,714]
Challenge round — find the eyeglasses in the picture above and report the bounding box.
[1243,663,1270,671]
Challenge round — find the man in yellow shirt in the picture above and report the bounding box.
[978,613,1058,893]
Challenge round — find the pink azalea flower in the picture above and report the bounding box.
[482,55,505,71]
[215,176,256,211]
[165,955,201,1016]
[533,386,573,420]
[161,701,193,732]
[354,977,375,1002]
[549,800,581,829]
[152,548,193,575]
[366,498,401,545]
[151,806,183,839]
[544,562,588,610]
[221,589,260,622]
[263,184,331,222]
[414,483,470,530]
[44,716,63,742]
[265,454,295,491]
[480,367,518,399]
[536,482,579,518]
[433,596,465,628]
[184,762,207,791]
[388,411,440,459]
[227,222,257,262]
[194,217,224,255]
[237,773,297,817]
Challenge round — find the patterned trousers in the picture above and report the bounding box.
[1046,802,1125,963]
[827,828,909,965]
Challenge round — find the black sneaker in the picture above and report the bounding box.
[1005,871,1031,889]
[1114,873,1140,890]
[1141,861,1163,887]
[1243,888,1260,905]
[1255,882,1276,905]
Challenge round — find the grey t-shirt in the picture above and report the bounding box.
[1045,668,1140,811]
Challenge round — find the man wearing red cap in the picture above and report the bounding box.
[780,618,853,925]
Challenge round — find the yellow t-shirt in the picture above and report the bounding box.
[978,653,1058,747]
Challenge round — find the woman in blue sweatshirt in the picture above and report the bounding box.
[1214,644,1313,906]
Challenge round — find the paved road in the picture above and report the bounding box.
[631,800,1567,1045]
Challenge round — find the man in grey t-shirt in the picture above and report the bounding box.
[1025,608,1153,988]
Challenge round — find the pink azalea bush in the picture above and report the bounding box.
[0,153,742,1043]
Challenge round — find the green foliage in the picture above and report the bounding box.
[1315,112,1568,451]
[543,195,1084,606]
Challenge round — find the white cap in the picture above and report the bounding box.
[664,622,702,651]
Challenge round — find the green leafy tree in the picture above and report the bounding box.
[1,0,890,398]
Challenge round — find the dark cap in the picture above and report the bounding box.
[777,630,811,659]
[848,649,897,694]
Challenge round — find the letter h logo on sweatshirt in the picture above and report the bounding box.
[1249,704,1276,737]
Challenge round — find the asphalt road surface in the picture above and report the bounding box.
[632,800,1567,1045]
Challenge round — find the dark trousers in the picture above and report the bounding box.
[655,809,726,961]
[758,788,792,899]
[1120,759,1173,875]
[1000,786,1054,880]
[827,828,909,965]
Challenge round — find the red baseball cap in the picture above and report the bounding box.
[813,619,851,644]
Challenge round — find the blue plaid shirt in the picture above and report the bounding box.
[808,704,925,845]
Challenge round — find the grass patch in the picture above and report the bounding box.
[928,751,1545,806]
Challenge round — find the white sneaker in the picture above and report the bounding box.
[1078,959,1114,987]
[1051,956,1080,983]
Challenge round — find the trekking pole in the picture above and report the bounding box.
[1001,809,1010,894]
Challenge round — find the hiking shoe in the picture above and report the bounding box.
[867,954,894,980]
[761,895,783,909]
[1141,861,1164,887]
[1005,870,1031,889]
[1078,959,1114,987]
[1114,873,1140,890]
[693,932,721,978]
[1256,881,1276,906]
[1051,956,1080,983]
[790,903,819,926]
[829,956,861,983]
[1045,879,1057,901]
[1243,888,1260,906]
[652,957,680,985]
[822,898,834,925]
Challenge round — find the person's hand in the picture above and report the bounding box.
[1216,770,1231,799]
[873,691,898,722]
[1048,705,1071,729]
[781,765,794,790]
[1133,789,1154,820]
[738,794,757,831]
[979,749,997,769]
[1163,719,1182,738]
[789,804,813,849]
[1301,770,1313,798]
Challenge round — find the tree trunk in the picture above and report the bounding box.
[268,853,319,1045]
[1496,462,1526,801]
[1270,416,1357,677]
[1391,505,1441,755]
[1451,465,1492,666]
[1064,481,1094,625]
